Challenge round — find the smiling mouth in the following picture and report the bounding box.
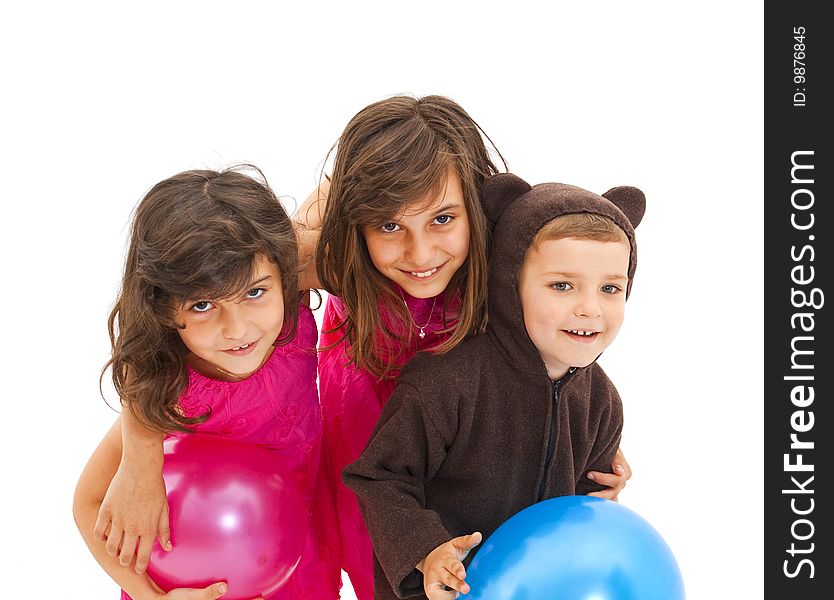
[564,329,600,341]
[401,263,444,280]
[223,339,259,355]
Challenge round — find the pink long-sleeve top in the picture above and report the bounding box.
[317,290,455,600]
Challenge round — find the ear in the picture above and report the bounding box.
[602,186,646,229]
[481,173,532,229]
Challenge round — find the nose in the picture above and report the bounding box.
[403,231,434,268]
[573,290,602,319]
[220,305,247,340]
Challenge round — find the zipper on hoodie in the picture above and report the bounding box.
[537,369,575,501]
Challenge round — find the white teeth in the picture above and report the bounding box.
[410,267,438,278]
[232,343,251,350]
[568,330,596,336]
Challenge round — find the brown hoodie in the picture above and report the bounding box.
[343,174,646,599]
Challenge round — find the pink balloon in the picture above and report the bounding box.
[146,435,307,600]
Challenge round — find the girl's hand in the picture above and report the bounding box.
[417,532,482,600]
[159,582,264,600]
[587,446,632,502]
[94,454,171,574]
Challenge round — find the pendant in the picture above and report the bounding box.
[419,328,426,339]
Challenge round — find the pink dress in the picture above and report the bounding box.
[123,305,341,600]
[318,290,454,600]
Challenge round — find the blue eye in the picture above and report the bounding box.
[433,214,453,225]
[601,284,622,294]
[246,287,266,299]
[380,223,401,233]
[552,282,573,291]
[190,300,214,313]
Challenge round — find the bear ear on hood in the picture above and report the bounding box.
[602,186,646,229]
[481,173,532,230]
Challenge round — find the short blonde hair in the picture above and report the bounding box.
[532,212,628,249]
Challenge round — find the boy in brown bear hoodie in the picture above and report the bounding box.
[343,173,646,600]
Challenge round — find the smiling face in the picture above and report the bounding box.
[518,237,630,380]
[173,255,285,380]
[362,171,470,298]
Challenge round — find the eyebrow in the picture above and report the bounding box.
[247,275,273,287]
[432,203,462,214]
[414,203,463,218]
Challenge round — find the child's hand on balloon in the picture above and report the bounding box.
[154,580,265,600]
[95,453,172,574]
[586,447,632,502]
[417,532,482,599]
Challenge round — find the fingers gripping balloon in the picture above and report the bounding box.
[465,496,685,600]
[146,435,308,600]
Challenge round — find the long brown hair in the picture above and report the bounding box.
[317,95,506,378]
[103,166,299,432]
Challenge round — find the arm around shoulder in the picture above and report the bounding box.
[73,416,165,599]
[291,180,330,230]
[292,181,330,291]
[74,417,243,600]
[93,406,170,574]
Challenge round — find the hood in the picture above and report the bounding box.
[483,173,646,375]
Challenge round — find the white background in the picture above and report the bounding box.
[0,2,762,598]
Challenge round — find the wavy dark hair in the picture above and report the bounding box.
[103,166,299,432]
[316,95,506,378]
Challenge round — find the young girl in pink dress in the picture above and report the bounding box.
[98,96,631,600]
[73,167,341,600]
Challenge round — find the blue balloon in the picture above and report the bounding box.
[465,496,684,600]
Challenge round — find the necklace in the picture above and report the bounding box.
[399,290,438,340]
